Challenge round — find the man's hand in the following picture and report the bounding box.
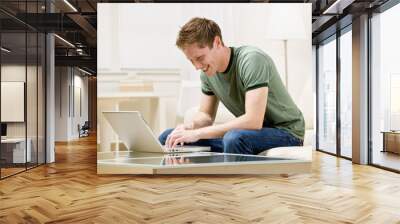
[166,129,201,148]
[165,123,193,147]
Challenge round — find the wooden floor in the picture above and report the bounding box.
[1,167,26,178]
[1,135,400,223]
[1,163,45,178]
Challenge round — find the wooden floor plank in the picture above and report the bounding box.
[0,134,400,223]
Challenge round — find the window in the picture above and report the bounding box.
[317,36,337,154]
[370,2,400,171]
[317,25,353,159]
[339,28,352,158]
[0,1,47,179]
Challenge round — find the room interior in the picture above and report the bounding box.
[0,0,400,223]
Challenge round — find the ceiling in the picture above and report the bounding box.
[0,0,390,75]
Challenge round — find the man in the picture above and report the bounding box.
[159,17,305,155]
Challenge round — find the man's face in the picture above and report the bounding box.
[182,40,220,77]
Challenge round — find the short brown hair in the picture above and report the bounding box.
[176,17,224,50]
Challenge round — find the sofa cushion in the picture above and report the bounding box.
[257,145,312,161]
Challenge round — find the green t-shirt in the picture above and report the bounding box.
[200,46,305,140]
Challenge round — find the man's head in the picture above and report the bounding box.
[176,17,228,76]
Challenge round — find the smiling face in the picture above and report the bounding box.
[182,37,223,77]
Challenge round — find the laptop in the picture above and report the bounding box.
[102,111,211,153]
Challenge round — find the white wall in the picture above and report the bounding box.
[55,67,69,141]
[72,74,89,138]
[288,40,313,129]
[55,67,89,141]
[98,3,313,130]
[81,76,89,125]
[1,82,24,123]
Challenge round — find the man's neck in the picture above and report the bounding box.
[219,46,231,73]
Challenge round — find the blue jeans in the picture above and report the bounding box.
[158,127,303,155]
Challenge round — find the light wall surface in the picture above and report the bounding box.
[54,67,89,141]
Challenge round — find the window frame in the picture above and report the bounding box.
[315,24,352,161]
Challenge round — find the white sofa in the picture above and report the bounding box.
[184,106,313,160]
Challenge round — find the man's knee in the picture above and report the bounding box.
[223,130,243,145]
[223,130,246,153]
[158,128,174,145]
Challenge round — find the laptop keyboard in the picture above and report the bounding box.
[163,145,202,152]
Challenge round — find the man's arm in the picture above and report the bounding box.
[188,93,219,129]
[197,87,268,138]
[168,87,268,148]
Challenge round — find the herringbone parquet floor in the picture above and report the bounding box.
[1,134,400,224]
